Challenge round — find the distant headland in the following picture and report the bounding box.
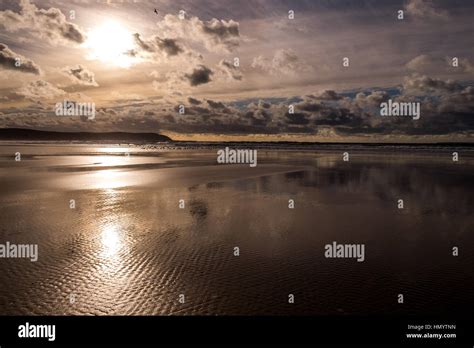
[0,128,172,143]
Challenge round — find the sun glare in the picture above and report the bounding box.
[85,21,137,68]
[101,224,121,257]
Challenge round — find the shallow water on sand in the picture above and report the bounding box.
[0,144,473,315]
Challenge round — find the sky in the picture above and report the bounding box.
[0,0,473,142]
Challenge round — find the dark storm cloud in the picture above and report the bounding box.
[206,99,231,113]
[226,76,474,136]
[244,99,274,126]
[184,65,213,86]
[258,100,271,109]
[157,38,183,57]
[307,90,342,101]
[174,104,210,116]
[285,112,310,125]
[0,43,41,75]
[313,108,363,128]
[438,86,474,113]
[188,106,212,115]
[133,33,184,57]
[133,33,154,52]
[295,100,324,113]
[206,100,226,109]
[187,97,202,105]
[2,74,473,139]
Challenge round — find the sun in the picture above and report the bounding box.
[84,20,137,68]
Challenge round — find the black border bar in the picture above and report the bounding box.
[0,315,473,345]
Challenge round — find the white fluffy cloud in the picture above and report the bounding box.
[17,80,66,100]
[402,74,463,95]
[405,0,449,19]
[61,65,98,87]
[217,59,242,81]
[406,54,438,71]
[252,49,312,76]
[155,14,240,53]
[0,0,86,45]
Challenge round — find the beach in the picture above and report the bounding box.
[0,143,473,315]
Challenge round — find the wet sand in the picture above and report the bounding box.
[0,144,473,315]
